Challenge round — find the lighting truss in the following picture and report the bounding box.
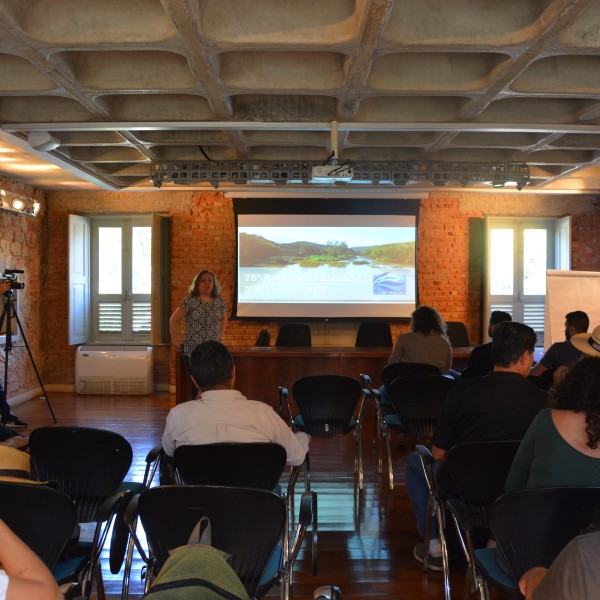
[150,160,530,190]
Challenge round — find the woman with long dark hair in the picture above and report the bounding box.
[388,305,452,373]
[506,355,600,492]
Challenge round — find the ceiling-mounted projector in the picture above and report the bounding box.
[311,164,354,183]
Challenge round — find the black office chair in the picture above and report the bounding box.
[0,481,77,574]
[446,321,471,347]
[275,323,312,346]
[415,445,451,600]
[382,374,454,490]
[440,441,521,600]
[29,426,136,600]
[125,485,314,600]
[173,442,287,490]
[254,328,271,347]
[464,486,600,599]
[279,374,368,490]
[355,322,393,347]
[460,364,491,380]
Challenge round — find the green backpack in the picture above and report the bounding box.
[144,544,250,600]
[144,514,252,600]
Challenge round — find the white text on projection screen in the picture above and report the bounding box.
[237,214,416,319]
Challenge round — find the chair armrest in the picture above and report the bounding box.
[279,386,294,427]
[97,490,132,523]
[289,491,318,575]
[123,494,151,564]
[142,443,164,488]
[359,373,372,390]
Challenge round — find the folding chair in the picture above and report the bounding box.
[383,374,453,490]
[453,486,600,599]
[125,485,315,600]
[279,374,368,490]
[29,426,136,600]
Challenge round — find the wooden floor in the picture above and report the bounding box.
[15,391,486,599]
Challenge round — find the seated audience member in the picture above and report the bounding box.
[388,305,452,374]
[505,354,600,493]
[161,340,310,466]
[464,310,512,374]
[530,310,589,381]
[405,321,548,570]
[0,518,62,600]
[518,530,600,600]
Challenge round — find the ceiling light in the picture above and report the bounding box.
[10,198,25,211]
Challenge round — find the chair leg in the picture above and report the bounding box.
[435,505,451,600]
[120,529,136,600]
[383,422,394,490]
[355,425,363,490]
[376,405,383,475]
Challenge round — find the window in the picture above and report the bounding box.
[69,213,170,346]
[91,218,152,341]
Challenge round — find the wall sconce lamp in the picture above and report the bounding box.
[0,189,41,216]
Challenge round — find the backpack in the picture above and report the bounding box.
[144,517,250,600]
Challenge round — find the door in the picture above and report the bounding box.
[487,219,555,346]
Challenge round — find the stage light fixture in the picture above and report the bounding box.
[0,189,40,216]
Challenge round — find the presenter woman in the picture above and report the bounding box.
[170,270,228,397]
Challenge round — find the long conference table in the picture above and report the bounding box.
[175,346,472,408]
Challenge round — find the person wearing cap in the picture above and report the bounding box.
[531,311,589,380]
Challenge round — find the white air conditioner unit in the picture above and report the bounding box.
[75,346,153,395]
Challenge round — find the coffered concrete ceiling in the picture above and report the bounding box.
[2,0,600,192]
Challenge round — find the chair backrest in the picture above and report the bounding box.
[459,364,491,380]
[444,440,521,527]
[254,328,271,347]
[355,322,393,347]
[492,486,600,581]
[387,374,454,437]
[173,443,287,491]
[137,485,286,598]
[292,374,363,437]
[275,323,312,347]
[382,361,441,390]
[29,426,133,523]
[446,321,470,347]
[0,481,77,568]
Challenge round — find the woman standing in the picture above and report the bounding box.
[170,270,228,396]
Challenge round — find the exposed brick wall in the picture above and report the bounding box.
[0,177,46,399]
[3,184,598,395]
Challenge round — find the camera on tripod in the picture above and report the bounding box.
[1,269,25,291]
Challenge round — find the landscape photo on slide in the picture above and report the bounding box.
[238,227,416,304]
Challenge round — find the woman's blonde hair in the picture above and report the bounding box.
[188,269,221,298]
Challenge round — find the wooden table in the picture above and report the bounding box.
[176,346,472,408]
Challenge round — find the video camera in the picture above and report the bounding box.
[1,269,25,291]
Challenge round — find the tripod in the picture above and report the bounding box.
[0,290,57,423]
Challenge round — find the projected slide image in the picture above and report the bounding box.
[238,227,416,304]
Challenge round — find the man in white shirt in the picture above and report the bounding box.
[162,340,310,466]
